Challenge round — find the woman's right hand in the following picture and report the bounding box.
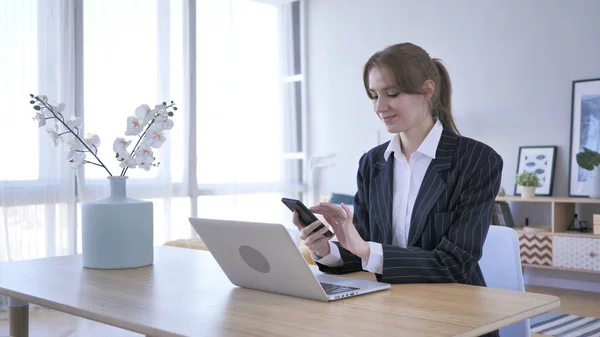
[292,211,332,259]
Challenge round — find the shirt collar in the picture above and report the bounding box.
[383,120,443,161]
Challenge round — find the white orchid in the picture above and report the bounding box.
[113,137,132,156]
[51,102,65,113]
[150,117,173,132]
[135,104,154,127]
[71,151,86,169]
[84,133,100,148]
[134,142,154,158]
[47,123,60,146]
[147,129,166,148]
[125,116,143,136]
[135,154,154,171]
[30,93,176,177]
[66,139,79,160]
[33,112,46,127]
[118,153,137,169]
[65,116,82,129]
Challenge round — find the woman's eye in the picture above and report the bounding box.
[371,96,379,100]
[388,93,399,98]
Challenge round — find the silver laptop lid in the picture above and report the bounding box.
[189,217,329,301]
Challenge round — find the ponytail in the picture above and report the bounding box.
[432,58,460,135]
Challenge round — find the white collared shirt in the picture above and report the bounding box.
[313,120,444,274]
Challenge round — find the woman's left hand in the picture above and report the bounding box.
[309,202,370,260]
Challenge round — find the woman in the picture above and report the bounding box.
[293,42,503,287]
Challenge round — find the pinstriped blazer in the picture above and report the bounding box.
[317,126,503,287]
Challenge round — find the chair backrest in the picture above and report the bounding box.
[479,225,530,337]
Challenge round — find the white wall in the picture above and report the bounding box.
[306,0,600,290]
[306,0,600,197]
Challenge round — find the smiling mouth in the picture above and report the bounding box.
[382,115,397,122]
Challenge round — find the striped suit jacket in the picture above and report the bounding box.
[317,126,503,287]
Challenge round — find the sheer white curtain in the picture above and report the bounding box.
[0,0,185,310]
[0,0,78,310]
[0,0,302,311]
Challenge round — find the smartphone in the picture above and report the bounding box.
[281,197,334,238]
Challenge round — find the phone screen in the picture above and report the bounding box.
[281,198,334,238]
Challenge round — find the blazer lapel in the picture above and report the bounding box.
[407,128,457,246]
[373,152,394,245]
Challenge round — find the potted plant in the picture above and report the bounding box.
[576,147,600,198]
[516,172,540,199]
[30,94,177,269]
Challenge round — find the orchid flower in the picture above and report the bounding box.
[134,142,154,158]
[33,112,46,127]
[147,130,167,148]
[135,104,154,127]
[113,137,132,157]
[125,116,143,136]
[65,116,83,129]
[66,139,79,161]
[84,133,101,153]
[71,152,86,169]
[135,154,154,171]
[30,93,176,177]
[118,153,137,169]
[51,102,65,113]
[47,123,60,146]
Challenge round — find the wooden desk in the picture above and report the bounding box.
[0,246,559,337]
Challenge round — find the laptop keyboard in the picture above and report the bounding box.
[320,282,359,295]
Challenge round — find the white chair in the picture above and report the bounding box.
[479,225,530,337]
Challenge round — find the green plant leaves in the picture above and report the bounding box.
[516,172,541,187]
[576,147,600,171]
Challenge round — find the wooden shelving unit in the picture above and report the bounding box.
[496,196,600,234]
[496,196,600,274]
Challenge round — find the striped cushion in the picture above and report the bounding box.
[531,312,600,336]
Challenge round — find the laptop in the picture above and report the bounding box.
[188,217,390,302]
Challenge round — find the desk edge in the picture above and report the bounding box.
[0,287,184,337]
[456,296,561,337]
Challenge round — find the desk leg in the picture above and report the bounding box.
[9,297,28,337]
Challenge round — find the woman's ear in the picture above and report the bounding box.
[422,80,435,99]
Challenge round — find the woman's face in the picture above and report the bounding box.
[367,66,431,134]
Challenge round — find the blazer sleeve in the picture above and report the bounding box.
[378,150,503,284]
[316,153,371,274]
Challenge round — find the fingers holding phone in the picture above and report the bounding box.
[293,211,332,258]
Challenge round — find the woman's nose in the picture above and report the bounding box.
[374,97,389,113]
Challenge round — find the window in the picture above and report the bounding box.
[0,0,308,266]
[1,0,39,182]
[83,0,161,181]
[194,0,307,228]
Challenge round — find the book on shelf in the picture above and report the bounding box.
[492,202,514,227]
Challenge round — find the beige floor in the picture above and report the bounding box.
[0,285,599,337]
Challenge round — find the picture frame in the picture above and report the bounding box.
[568,78,600,197]
[514,145,557,196]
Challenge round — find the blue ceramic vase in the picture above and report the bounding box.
[82,176,153,269]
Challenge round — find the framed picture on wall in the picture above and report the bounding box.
[514,145,557,196]
[568,78,600,197]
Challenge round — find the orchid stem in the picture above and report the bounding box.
[84,160,103,167]
[36,98,113,176]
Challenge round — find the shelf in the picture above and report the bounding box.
[553,231,600,238]
[496,196,600,204]
[522,263,600,274]
[514,226,552,234]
